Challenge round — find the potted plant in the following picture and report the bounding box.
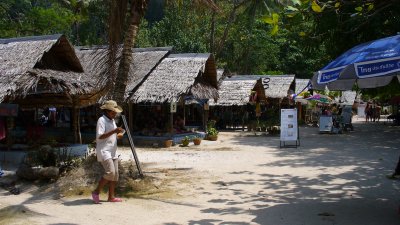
[207,128,219,141]
[193,137,202,145]
[164,139,173,148]
[181,136,190,147]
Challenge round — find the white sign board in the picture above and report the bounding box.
[280,108,298,141]
[319,116,333,132]
[357,104,366,118]
[170,102,177,113]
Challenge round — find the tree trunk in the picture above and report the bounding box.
[112,0,148,103]
[243,4,257,74]
[112,21,138,103]
[215,2,241,58]
[210,10,216,54]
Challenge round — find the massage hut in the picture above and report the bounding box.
[0,34,101,145]
[209,75,267,129]
[129,53,218,145]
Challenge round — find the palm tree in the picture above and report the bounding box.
[102,0,218,104]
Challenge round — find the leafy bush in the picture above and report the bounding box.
[207,127,219,136]
[206,120,219,136]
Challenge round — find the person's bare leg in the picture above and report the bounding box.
[107,181,122,202]
[108,181,116,200]
[94,177,109,194]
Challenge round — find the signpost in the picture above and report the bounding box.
[170,102,177,113]
[280,108,300,148]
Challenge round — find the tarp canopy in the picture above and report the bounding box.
[312,34,400,90]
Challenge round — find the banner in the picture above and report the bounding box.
[355,57,400,78]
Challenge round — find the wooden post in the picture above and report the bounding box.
[204,108,209,131]
[72,105,82,144]
[297,102,302,121]
[182,97,186,127]
[128,102,133,133]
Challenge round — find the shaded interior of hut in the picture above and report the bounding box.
[0,105,101,150]
[131,103,205,136]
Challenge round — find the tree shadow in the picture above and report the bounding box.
[199,122,400,224]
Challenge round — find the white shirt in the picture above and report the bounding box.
[96,115,117,162]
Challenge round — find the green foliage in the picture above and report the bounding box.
[282,0,400,68]
[207,127,219,136]
[361,80,400,103]
[181,136,190,146]
[5,0,398,84]
[206,120,218,136]
[0,0,76,37]
[137,2,211,53]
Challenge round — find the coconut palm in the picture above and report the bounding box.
[101,0,218,104]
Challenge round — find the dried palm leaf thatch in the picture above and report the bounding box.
[262,75,295,99]
[0,34,83,75]
[0,74,18,102]
[130,53,218,103]
[189,75,219,100]
[75,46,171,101]
[1,69,97,107]
[209,76,264,106]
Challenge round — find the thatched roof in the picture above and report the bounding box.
[75,46,171,100]
[295,78,310,94]
[262,75,295,99]
[217,69,224,81]
[0,35,96,107]
[130,53,218,103]
[0,34,82,76]
[209,75,265,106]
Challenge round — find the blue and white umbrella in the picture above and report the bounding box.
[311,34,400,90]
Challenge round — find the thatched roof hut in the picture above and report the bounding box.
[295,78,311,95]
[0,34,95,107]
[75,46,171,101]
[209,75,266,106]
[262,75,295,99]
[130,53,218,103]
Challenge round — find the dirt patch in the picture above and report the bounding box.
[0,205,44,225]
[54,154,202,200]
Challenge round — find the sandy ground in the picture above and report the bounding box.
[1,117,400,225]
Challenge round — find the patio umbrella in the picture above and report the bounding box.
[311,34,400,90]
